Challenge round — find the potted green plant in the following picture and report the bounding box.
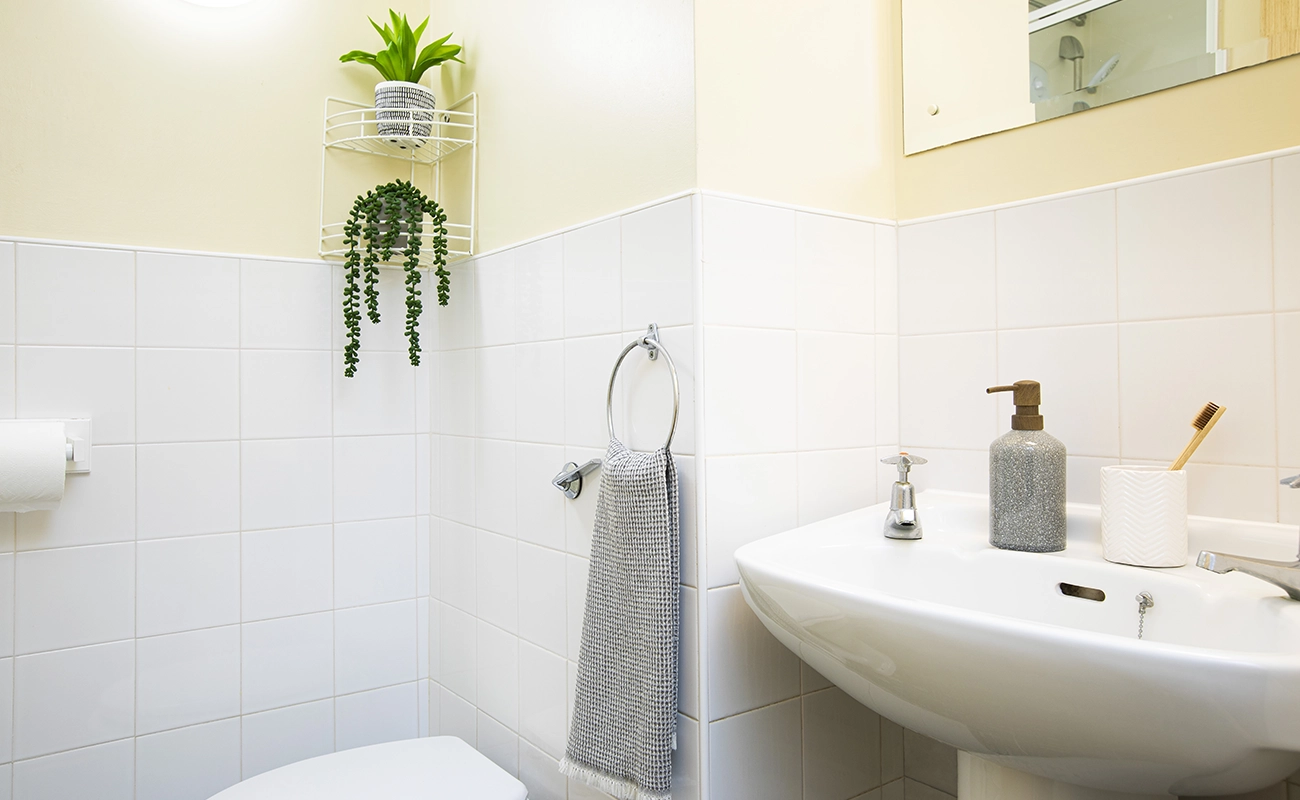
[339,11,463,141]
[341,179,451,377]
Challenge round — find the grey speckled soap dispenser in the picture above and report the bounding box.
[985,380,1066,552]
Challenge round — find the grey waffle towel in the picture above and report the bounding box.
[560,437,680,800]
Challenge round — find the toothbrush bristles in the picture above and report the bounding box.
[1192,402,1220,430]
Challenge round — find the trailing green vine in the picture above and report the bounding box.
[342,179,452,377]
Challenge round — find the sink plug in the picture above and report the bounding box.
[881,453,927,540]
[1136,592,1154,640]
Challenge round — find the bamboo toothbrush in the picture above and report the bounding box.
[1169,402,1226,470]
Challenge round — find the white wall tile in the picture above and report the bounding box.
[797,332,874,450]
[997,325,1120,458]
[241,438,332,530]
[16,346,135,443]
[15,543,134,653]
[0,242,13,344]
[516,341,565,444]
[240,259,332,349]
[335,600,417,694]
[477,439,518,536]
[335,682,418,752]
[16,244,134,346]
[995,191,1117,329]
[437,349,476,436]
[515,236,565,343]
[704,454,798,588]
[906,447,989,495]
[679,586,699,720]
[674,714,702,800]
[135,718,241,800]
[438,262,476,351]
[477,345,517,439]
[14,641,134,758]
[333,350,416,436]
[478,711,520,775]
[476,621,519,730]
[333,434,416,522]
[1117,162,1272,320]
[898,213,996,335]
[707,585,801,721]
[476,249,517,347]
[0,346,12,418]
[797,449,876,526]
[565,334,624,449]
[416,365,432,434]
[621,324,695,454]
[1067,455,1120,505]
[13,739,134,800]
[334,517,417,608]
[563,219,622,337]
[135,626,240,734]
[1182,462,1278,521]
[441,520,478,614]
[439,435,476,526]
[898,333,998,451]
[137,252,240,348]
[518,641,567,759]
[876,335,899,444]
[241,612,334,713]
[703,327,796,455]
[623,197,695,329]
[1118,316,1275,465]
[136,348,239,443]
[417,435,432,514]
[678,455,699,587]
[1275,154,1300,311]
[802,688,881,800]
[795,212,874,333]
[709,699,803,800]
[439,685,477,742]
[1280,466,1300,525]
[240,699,334,779]
[240,350,332,439]
[520,740,566,800]
[17,445,134,549]
[875,224,899,335]
[517,542,566,656]
[701,197,796,328]
[565,556,589,662]
[136,442,239,538]
[477,531,518,633]
[440,604,477,704]
[137,534,239,637]
[515,443,566,550]
[1278,313,1300,466]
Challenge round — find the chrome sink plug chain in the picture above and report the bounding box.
[1135,592,1154,640]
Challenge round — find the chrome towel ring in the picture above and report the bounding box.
[553,323,680,499]
[607,323,680,451]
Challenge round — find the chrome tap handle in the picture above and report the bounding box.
[1281,474,1300,489]
[881,453,926,540]
[881,453,927,482]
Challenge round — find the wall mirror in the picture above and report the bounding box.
[902,0,1300,154]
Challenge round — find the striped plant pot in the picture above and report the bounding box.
[374,80,436,142]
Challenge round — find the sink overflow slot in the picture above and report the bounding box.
[1058,582,1106,602]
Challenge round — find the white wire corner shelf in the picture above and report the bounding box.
[318,92,477,266]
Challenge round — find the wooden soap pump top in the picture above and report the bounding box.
[987,380,1045,431]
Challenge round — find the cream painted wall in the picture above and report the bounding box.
[0,0,434,259]
[430,0,696,252]
[694,0,899,220]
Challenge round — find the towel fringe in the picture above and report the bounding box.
[558,757,672,800]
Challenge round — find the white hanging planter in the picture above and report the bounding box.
[374,80,436,141]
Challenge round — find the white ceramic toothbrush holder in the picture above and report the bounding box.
[1100,465,1188,567]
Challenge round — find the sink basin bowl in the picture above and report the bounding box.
[735,491,1300,796]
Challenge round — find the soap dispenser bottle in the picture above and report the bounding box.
[985,380,1066,552]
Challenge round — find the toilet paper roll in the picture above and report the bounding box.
[0,422,67,512]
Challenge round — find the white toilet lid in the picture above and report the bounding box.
[210,737,528,800]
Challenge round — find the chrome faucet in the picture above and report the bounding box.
[881,453,926,540]
[1195,474,1300,600]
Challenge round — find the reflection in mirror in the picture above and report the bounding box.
[903,0,1300,154]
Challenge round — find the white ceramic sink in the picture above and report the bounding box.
[735,491,1300,797]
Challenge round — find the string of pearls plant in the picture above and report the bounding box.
[341,179,451,377]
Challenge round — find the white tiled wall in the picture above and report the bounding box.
[0,242,431,800]
[898,154,1300,529]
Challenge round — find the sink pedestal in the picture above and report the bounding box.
[959,753,1169,800]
